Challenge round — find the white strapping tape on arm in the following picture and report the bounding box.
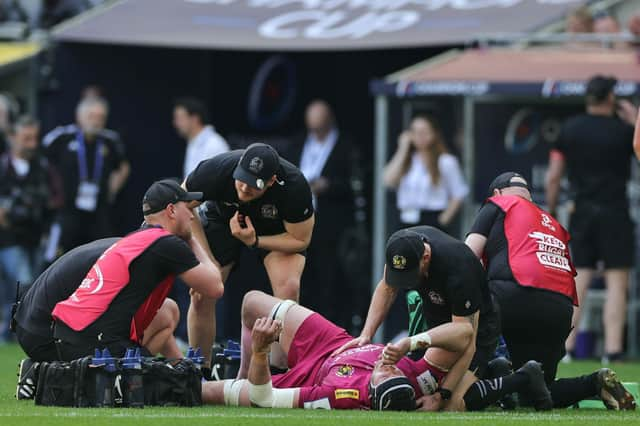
[249,380,296,408]
[409,331,432,351]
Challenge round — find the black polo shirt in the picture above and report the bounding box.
[468,203,513,283]
[185,150,314,236]
[15,237,120,338]
[54,230,199,343]
[404,226,492,329]
[43,125,126,211]
[554,114,634,207]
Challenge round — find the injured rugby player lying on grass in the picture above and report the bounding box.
[201,291,635,411]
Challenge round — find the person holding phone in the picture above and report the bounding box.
[383,114,468,233]
[545,75,639,364]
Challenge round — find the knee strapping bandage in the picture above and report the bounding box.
[223,379,246,406]
[269,299,296,323]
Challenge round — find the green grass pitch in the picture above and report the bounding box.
[1,343,640,425]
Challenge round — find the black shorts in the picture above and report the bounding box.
[569,203,634,269]
[15,325,59,361]
[199,204,306,267]
[490,280,573,384]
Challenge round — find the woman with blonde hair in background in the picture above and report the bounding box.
[384,114,468,233]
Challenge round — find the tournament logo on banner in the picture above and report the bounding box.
[54,0,586,50]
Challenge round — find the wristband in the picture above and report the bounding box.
[251,235,259,249]
[409,331,432,351]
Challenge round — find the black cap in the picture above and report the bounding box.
[369,376,416,411]
[487,172,530,197]
[142,179,203,215]
[586,75,617,102]
[233,143,280,190]
[384,229,426,289]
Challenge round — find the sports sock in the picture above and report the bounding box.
[463,372,528,411]
[548,373,597,408]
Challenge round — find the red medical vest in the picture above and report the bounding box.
[489,195,578,305]
[52,227,176,343]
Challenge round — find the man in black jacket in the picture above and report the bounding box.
[0,116,61,342]
[285,100,356,327]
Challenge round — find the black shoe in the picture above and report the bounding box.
[488,357,517,410]
[16,358,39,400]
[595,368,636,410]
[517,361,552,411]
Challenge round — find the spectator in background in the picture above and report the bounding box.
[37,0,89,29]
[566,5,594,33]
[173,97,229,179]
[0,0,28,23]
[592,13,626,49]
[0,93,18,156]
[545,75,638,363]
[628,13,640,39]
[0,116,61,342]
[594,15,621,34]
[172,97,229,345]
[285,99,355,327]
[43,96,129,259]
[383,114,468,233]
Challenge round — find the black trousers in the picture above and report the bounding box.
[490,280,573,384]
[53,321,150,362]
[15,325,59,361]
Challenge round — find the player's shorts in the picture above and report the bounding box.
[569,203,634,269]
[199,204,306,267]
[272,313,352,389]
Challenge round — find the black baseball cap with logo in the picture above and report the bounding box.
[384,229,426,289]
[487,172,530,197]
[142,179,203,215]
[233,143,280,190]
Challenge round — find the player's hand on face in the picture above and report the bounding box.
[331,335,371,356]
[251,317,282,354]
[229,211,257,246]
[415,394,443,412]
[381,339,410,365]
